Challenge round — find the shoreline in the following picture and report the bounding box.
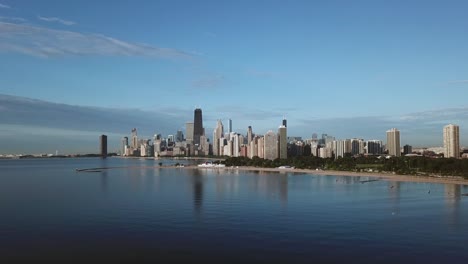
[77,164,468,186]
[192,166,468,186]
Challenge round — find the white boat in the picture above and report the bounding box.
[278,165,295,169]
[198,162,226,168]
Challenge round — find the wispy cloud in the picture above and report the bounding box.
[0,3,10,9]
[0,93,180,136]
[0,22,194,59]
[37,15,76,26]
[0,16,27,22]
[192,75,225,89]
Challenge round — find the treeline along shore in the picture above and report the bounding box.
[222,156,468,179]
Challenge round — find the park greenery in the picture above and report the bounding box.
[222,155,468,179]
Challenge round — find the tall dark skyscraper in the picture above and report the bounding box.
[282,118,287,127]
[229,119,232,133]
[100,135,107,159]
[193,108,204,145]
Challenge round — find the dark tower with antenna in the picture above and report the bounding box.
[193,108,203,146]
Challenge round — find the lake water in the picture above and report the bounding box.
[1,157,468,263]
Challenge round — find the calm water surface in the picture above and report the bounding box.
[1,158,467,263]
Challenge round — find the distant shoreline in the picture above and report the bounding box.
[217,166,468,185]
[74,163,468,186]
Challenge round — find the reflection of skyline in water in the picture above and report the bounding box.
[92,165,467,229]
[192,169,203,217]
[445,184,461,229]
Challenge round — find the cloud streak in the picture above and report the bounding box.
[37,15,76,26]
[0,3,10,9]
[0,22,194,59]
[0,16,27,22]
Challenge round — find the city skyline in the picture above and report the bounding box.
[0,93,467,154]
[1,1,468,153]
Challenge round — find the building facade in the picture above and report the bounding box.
[100,135,107,159]
[193,108,204,146]
[386,128,401,157]
[443,124,460,158]
[264,131,278,160]
[278,125,287,159]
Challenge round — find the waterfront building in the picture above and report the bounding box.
[386,128,401,157]
[176,130,184,142]
[199,135,210,156]
[131,128,138,150]
[121,137,128,156]
[247,126,253,146]
[443,124,460,158]
[225,140,233,157]
[100,135,107,159]
[250,136,259,158]
[140,140,150,157]
[311,146,319,156]
[366,140,383,155]
[193,108,204,146]
[240,145,248,157]
[219,138,226,156]
[167,135,175,145]
[213,120,224,156]
[334,139,351,158]
[185,122,194,143]
[319,147,332,158]
[278,125,287,159]
[264,131,278,161]
[154,134,162,157]
[258,137,265,159]
[351,138,364,155]
[403,144,413,155]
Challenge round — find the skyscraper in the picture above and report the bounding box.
[213,120,224,156]
[282,118,287,127]
[121,137,128,156]
[176,130,184,142]
[247,126,253,146]
[264,130,278,160]
[100,135,107,159]
[444,124,460,158]
[278,125,287,159]
[131,128,138,149]
[366,140,383,155]
[386,128,401,157]
[228,119,232,133]
[193,108,204,146]
[186,122,194,143]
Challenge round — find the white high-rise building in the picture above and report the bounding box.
[443,124,460,158]
[249,136,258,158]
[386,128,401,157]
[258,137,265,159]
[213,120,224,156]
[264,130,278,161]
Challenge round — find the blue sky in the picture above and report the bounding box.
[1,0,467,154]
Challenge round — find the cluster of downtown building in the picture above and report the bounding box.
[119,108,465,160]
